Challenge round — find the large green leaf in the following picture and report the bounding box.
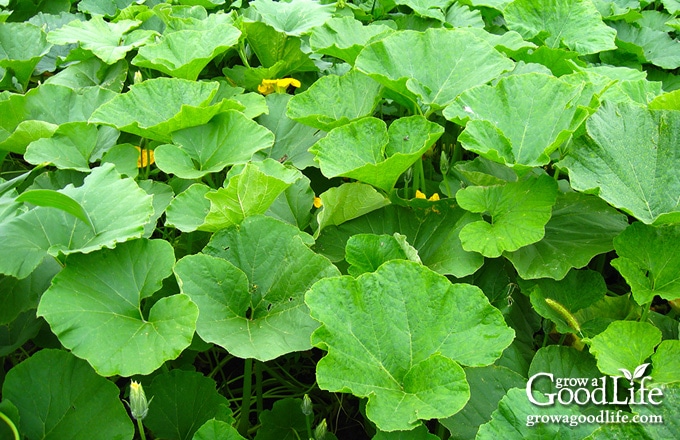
[132,17,241,80]
[651,340,680,384]
[176,215,340,361]
[89,77,240,143]
[287,69,383,132]
[316,182,390,235]
[2,349,134,440]
[611,20,680,69]
[0,310,42,357]
[504,0,617,55]
[441,366,526,440]
[477,388,597,439]
[309,116,443,192]
[315,199,483,278]
[47,16,153,64]
[154,111,274,179]
[559,102,680,225]
[394,0,454,21]
[527,346,601,395]
[611,222,680,305]
[355,28,513,111]
[0,22,51,92]
[37,239,198,376]
[249,0,335,36]
[443,73,589,169]
[144,370,232,440]
[202,159,302,231]
[253,398,310,440]
[456,174,558,258]
[255,94,322,169]
[504,191,628,280]
[193,420,246,440]
[0,84,116,154]
[0,259,59,325]
[25,122,118,171]
[309,16,395,65]
[520,270,606,335]
[587,321,661,376]
[307,260,514,431]
[345,233,421,276]
[0,164,153,279]
[165,183,212,232]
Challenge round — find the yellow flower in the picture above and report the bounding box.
[135,146,155,168]
[258,78,301,95]
[414,190,440,201]
[313,197,323,208]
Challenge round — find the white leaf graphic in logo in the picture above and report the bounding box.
[619,368,633,382]
[633,363,650,380]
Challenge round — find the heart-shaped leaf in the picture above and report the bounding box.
[37,239,198,376]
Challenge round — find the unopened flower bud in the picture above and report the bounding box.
[133,71,143,85]
[301,394,313,416]
[314,419,327,440]
[129,381,149,420]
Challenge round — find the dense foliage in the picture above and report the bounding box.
[1,0,680,439]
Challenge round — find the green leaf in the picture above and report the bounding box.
[240,21,317,74]
[0,22,51,92]
[521,270,607,335]
[138,179,174,238]
[37,239,198,376]
[0,84,116,154]
[1,349,134,440]
[47,16,152,64]
[477,388,597,439]
[0,258,60,325]
[611,20,680,69]
[77,0,137,17]
[505,191,628,280]
[43,57,127,92]
[373,425,438,440]
[193,420,246,440]
[309,16,395,65]
[345,233,420,277]
[287,69,383,132]
[651,340,680,384]
[90,77,238,143]
[356,28,513,111]
[255,94,322,169]
[316,182,390,234]
[443,73,589,169]
[527,346,601,395]
[177,216,340,361]
[587,321,661,376]
[250,0,335,36]
[15,189,93,228]
[266,174,314,230]
[307,260,514,431]
[393,0,453,21]
[144,370,232,440]
[559,102,680,225]
[202,159,302,232]
[456,174,558,258]
[611,222,680,305]
[132,18,241,80]
[165,183,212,233]
[310,116,443,192]
[630,383,680,440]
[0,164,153,279]
[154,111,274,179]
[253,398,308,440]
[441,366,526,440]
[0,310,42,357]
[25,122,119,171]
[504,0,617,55]
[315,200,483,278]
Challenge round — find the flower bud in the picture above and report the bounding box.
[301,394,313,416]
[314,419,327,440]
[129,381,149,420]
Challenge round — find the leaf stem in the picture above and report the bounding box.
[640,302,651,323]
[0,411,19,440]
[255,360,263,415]
[238,358,253,436]
[136,418,147,440]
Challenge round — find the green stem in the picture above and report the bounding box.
[238,358,253,436]
[136,418,147,440]
[415,157,426,194]
[0,411,19,440]
[305,414,313,440]
[640,302,651,323]
[255,360,263,416]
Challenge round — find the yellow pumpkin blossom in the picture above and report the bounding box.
[135,146,155,168]
[258,78,301,95]
[313,197,323,208]
[415,189,440,201]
